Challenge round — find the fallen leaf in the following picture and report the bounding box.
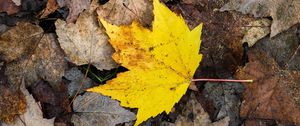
[11,0,21,6]
[97,0,153,26]
[55,11,117,70]
[0,0,20,15]
[40,0,58,18]
[220,0,300,37]
[242,18,271,47]
[252,26,299,69]
[235,49,300,124]
[56,0,91,23]
[31,81,71,118]
[203,82,244,125]
[175,93,230,126]
[0,63,26,123]
[0,22,43,62]
[64,67,94,97]
[2,80,55,126]
[72,92,136,126]
[3,26,67,89]
[88,0,203,125]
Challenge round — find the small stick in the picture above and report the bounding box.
[191,78,253,83]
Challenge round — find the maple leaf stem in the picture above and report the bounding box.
[191,78,253,83]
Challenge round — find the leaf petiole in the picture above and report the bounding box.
[191,78,253,83]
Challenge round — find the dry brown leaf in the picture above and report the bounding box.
[235,49,300,124]
[0,0,20,15]
[2,80,55,126]
[175,93,230,126]
[0,22,43,62]
[40,0,58,18]
[55,10,117,70]
[242,18,271,47]
[0,86,26,123]
[3,27,67,89]
[56,0,91,23]
[220,0,300,37]
[97,0,153,26]
[0,64,26,123]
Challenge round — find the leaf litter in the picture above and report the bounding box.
[221,0,300,37]
[2,80,55,126]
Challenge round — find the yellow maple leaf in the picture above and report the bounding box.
[87,0,203,125]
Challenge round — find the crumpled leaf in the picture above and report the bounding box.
[97,0,153,26]
[72,92,136,126]
[88,0,203,125]
[4,28,67,89]
[2,80,55,126]
[220,0,300,37]
[0,0,20,15]
[235,49,300,124]
[55,10,117,70]
[175,93,230,126]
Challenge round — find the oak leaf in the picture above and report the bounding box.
[87,0,203,125]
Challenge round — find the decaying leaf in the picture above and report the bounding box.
[72,92,136,126]
[175,93,230,126]
[97,0,153,26]
[88,0,203,125]
[0,64,26,123]
[220,0,300,37]
[0,22,43,62]
[242,18,271,47]
[55,11,117,70]
[235,49,300,124]
[4,29,67,89]
[2,80,55,126]
[0,0,20,15]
